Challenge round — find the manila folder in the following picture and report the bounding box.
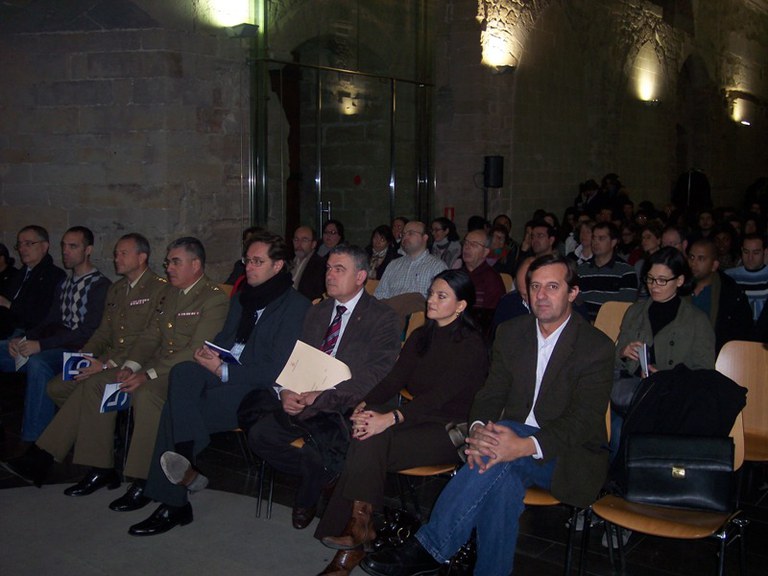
[276,340,351,394]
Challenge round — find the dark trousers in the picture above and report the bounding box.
[144,361,251,507]
[314,420,459,540]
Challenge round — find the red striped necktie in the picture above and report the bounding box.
[320,305,347,355]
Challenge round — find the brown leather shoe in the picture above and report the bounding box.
[316,547,366,576]
[292,505,317,529]
[322,500,376,551]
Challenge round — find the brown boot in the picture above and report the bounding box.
[321,500,376,551]
[316,547,366,576]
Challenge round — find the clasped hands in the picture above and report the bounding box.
[281,389,322,416]
[349,402,398,441]
[465,421,537,473]
[8,338,41,358]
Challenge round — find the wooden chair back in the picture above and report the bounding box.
[365,279,379,295]
[500,273,513,293]
[716,340,768,462]
[593,300,632,342]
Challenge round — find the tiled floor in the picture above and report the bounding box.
[2,375,766,575]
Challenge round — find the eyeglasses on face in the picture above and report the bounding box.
[643,275,678,286]
[241,257,268,267]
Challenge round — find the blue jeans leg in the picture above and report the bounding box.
[0,340,16,372]
[416,421,556,576]
[21,348,64,441]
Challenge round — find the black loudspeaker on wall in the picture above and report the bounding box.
[484,155,503,188]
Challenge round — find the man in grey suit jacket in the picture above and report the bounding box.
[361,254,614,576]
[128,232,311,536]
[248,244,401,530]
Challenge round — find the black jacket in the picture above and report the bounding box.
[0,253,66,338]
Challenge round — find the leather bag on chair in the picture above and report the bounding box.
[624,434,734,512]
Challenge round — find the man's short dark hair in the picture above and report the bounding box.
[531,220,557,239]
[526,253,579,291]
[245,230,290,264]
[741,232,765,249]
[119,233,151,258]
[690,237,718,260]
[593,221,619,241]
[66,226,95,247]
[18,225,49,243]
[330,244,369,274]
[167,237,206,267]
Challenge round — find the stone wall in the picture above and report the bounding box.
[436,0,768,237]
[0,6,250,281]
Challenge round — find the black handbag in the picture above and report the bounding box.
[624,434,734,513]
[610,372,642,417]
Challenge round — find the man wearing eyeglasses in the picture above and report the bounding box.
[291,225,327,301]
[374,221,447,300]
[1,237,228,508]
[0,225,66,339]
[128,231,311,535]
[0,226,110,442]
[459,229,505,333]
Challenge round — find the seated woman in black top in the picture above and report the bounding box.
[313,269,489,576]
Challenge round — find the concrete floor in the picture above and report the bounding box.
[2,374,767,575]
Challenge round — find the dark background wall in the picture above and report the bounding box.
[1,0,766,275]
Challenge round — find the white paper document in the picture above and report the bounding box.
[276,340,351,394]
[639,342,649,379]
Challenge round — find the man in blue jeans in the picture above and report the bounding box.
[361,254,614,576]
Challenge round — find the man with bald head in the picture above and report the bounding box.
[291,226,326,301]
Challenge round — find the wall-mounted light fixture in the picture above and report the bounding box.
[631,42,664,103]
[225,23,259,38]
[208,0,253,28]
[726,90,759,126]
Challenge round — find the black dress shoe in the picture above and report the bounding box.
[64,468,121,496]
[360,537,441,576]
[292,505,317,529]
[0,445,53,487]
[109,480,151,511]
[128,503,193,536]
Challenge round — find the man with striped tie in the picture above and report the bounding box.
[246,244,401,530]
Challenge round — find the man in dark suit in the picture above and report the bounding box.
[361,254,614,576]
[247,244,401,529]
[128,231,311,535]
[292,225,327,301]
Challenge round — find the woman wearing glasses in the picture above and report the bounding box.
[616,246,715,378]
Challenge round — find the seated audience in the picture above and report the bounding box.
[0,243,20,297]
[491,255,534,337]
[688,238,754,353]
[0,226,110,441]
[313,270,489,575]
[458,228,505,334]
[291,225,326,301]
[429,217,461,268]
[374,222,447,300]
[713,225,740,270]
[366,225,400,280]
[661,224,688,254]
[0,225,66,340]
[245,245,401,530]
[360,254,614,576]
[577,222,638,322]
[224,226,263,285]
[317,219,345,258]
[567,218,594,265]
[129,231,311,535]
[487,224,518,276]
[726,233,768,321]
[391,216,408,253]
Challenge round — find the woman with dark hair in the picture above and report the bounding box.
[313,269,489,576]
[430,217,461,267]
[366,225,400,280]
[317,219,345,258]
[617,246,715,377]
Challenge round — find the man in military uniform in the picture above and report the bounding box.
[1,237,229,514]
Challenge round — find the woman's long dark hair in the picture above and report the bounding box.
[416,269,481,356]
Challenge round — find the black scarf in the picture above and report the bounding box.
[235,270,293,343]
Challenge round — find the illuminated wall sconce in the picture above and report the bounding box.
[631,42,664,103]
[337,90,363,116]
[225,23,259,38]
[208,0,253,28]
[727,91,757,126]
